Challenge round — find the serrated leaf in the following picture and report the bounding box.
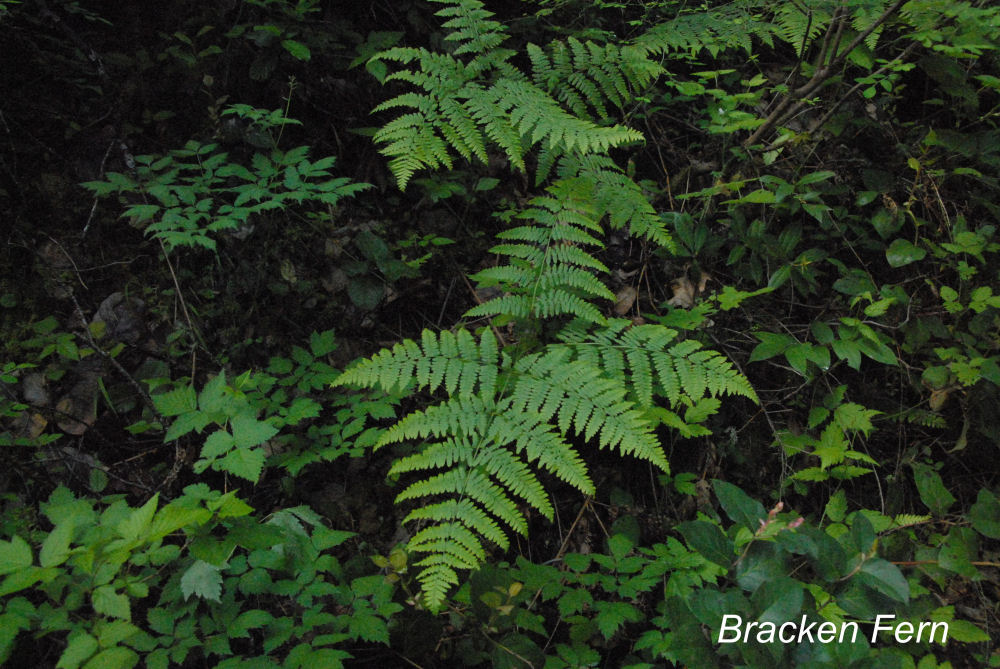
[825,490,847,522]
[116,494,159,542]
[349,611,389,643]
[946,619,990,642]
[201,430,235,459]
[230,609,273,638]
[81,646,138,669]
[217,446,266,482]
[230,414,279,448]
[0,536,33,575]
[593,601,642,639]
[92,585,131,620]
[40,523,75,568]
[153,385,196,417]
[197,372,229,415]
[181,560,222,602]
[57,632,98,669]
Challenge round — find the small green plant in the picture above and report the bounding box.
[82,105,369,252]
[0,485,398,668]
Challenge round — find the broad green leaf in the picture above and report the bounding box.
[728,188,775,204]
[347,277,383,310]
[856,558,908,603]
[218,446,266,482]
[181,560,222,602]
[201,430,235,459]
[0,536,33,575]
[592,601,642,639]
[677,520,733,567]
[784,343,813,375]
[148,505,212,540]
[92,585,131,620]
[146,608,175,635]
[281,39,311,61]
[753,576,803,626]
[886,238,926,267]
[811,321,835,344]
[349,611,390,643]
[850,512,875,553]
[939,527,979,579]
[825,490,847,522]
[832,338,862,370]
[969,489,1000,538]
[164,411,210,442]
[946,619,990,642]
[796,170,835,186]
[911,463,956,515]
[749,332,794,363]
[153,385,196,417]
[40,523,76,568]
[81,646,138,669]
[230,413,278,448]
[309,329,337,357]
[197,372,228,415]
[230,609,274,638]
[56,632,98,669]
[712,480,765,532]
[116,494,159,542]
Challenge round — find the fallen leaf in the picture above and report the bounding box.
[613,285,638,315]
[928,388,949,412]
[667,276,695,308]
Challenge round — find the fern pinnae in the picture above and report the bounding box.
[486,409,594,495]
[404,500,509,548]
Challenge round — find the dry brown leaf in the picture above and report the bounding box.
[613,285,638,316]
[56,396,95,435]
[928,388,950,412]
[667,276,695,308]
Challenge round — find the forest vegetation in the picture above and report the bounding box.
[0,0,998,666]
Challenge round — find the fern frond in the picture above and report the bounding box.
[512,349,668,469]
[556,154,674,249]
[557,318,759,409]
[467,177,615,326]
[432,0,509,56]
[529,38,662,121]
[487,406,594,494]
[634,1,778,57]
[335,328,498,397]
[404,500,509,548]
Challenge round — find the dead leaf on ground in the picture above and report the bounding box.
[613,285,638,315]
[667,276,695,308]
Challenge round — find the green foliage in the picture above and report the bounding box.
[335,322,753,609]
[82,106,369,251]
[0,485,396,668]
[370,0,658,188]
[151,330,399,481]
[633,1,779,57]
[155,371,278,482]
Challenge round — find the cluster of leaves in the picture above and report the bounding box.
[2,0,1000,665]
[0,485,398,668]
[82,106,369,252]
[376,480,995,667]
